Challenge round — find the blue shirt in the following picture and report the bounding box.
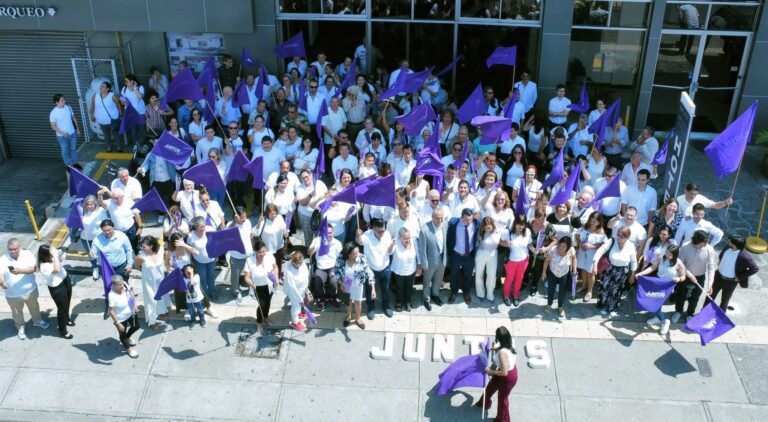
[91,231,134,268]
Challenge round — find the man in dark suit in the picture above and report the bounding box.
[446,208,479,305]
[418,208,448,311]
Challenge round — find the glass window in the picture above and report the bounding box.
[372,0,411,18]
[414,0,456,20]
[456,25,540,102]
[461,0,541,21]
[279,0,366,14]
[279,0,322,14]
[573,1,650,28]
[709,5,758,31]
[280,20,366,69]
[567,29,645,121]
[663,3,706,30]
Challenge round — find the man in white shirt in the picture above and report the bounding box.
[446,180,481,218]
[110,167,143,201]
[195,125,224,164]
[513,71,537,117]
[593,167,626,221]
[548,84,571,126]
[628,126,659,165]
[286,57,308,77]
[442,142,466,170]
[388,203,421,240]
[356,219,395,319]
[215,86,241,127]
[331,143,359,180]
[253,136,286,209]
[621,151,656,187]
[386,139,405,168]
[355,117,384,153]
[322,97,347,146]
[50,94,81,168]
[0,238,50,339]
[497,123,526,161]
[676,183,733,217]
[266,160,300,193]
[620,169,657,226]
[305,80,324,137]
[419,190,451,225]
[98,187,143,252]
[388,60,413,88]
[393,145,416,188]
[310,52,332,77]
[674,203,724,246]
[607,206,647,254]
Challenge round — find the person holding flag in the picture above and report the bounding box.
[282,251,311,332]
[474,326,519,422]
[107,276,140,358]
[133,236,169,330]
[181,264,206,329]
[227,207,254,305]
[69,195,108,280]
[90,219,134,283]
[632,244,689,335]
[574,212,607,302]
[308,220,343,311]
[243,240,280,332]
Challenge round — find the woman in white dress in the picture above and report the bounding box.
[133,236,169,329]
[73,194,109,280]
[243,239,279,333]
[255,204,288,273]
[334,242,374,330]
[574,212,606,302]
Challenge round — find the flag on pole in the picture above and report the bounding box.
[150,131,194,165]
[651,129,674,166]
[336,59,357,97]
[274,31,306,58]
[550,161,581,206]
[457,83,486,124]
[154,268,188,300]
[65,199,84,231]
[588,171,622,207]
[540,148,565,192]
[226,150,251,182]
[318,184,357,212]
[205,227,246,258]
[231,80,251,108]
[255,64,270,101]
[397,102,437,136]
[415,148,444,177]
[436,338,490,395]
[119,101,145,135]
[98,251,116,299]
[704,101,758,179]
[244,156,265,189]
[402,67,433,94]
[316,99,328,141]
[635,276,677,312]
[302,305,317,325]
[316,217,331,256]
[315,137,325,180]
[355,174,396,208]
[501,89,518,119]
[183,160,226,191]
[297,78,307,111]
[161,68,204,110]
[68,166,100,199]
[684,302,736,346]
[377,65,408,101]
[589,99,621,151]
[240,47,259,68]
[569,81,590,114]
[471,115,512,144]
[514,181,527,216]
[486,46,517,68]
[132,187,168,214]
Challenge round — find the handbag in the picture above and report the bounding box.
[596,238,614,274]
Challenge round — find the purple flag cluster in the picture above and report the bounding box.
[402,67,433,94]
[378,65,408,101]
[183,160,226,191]
[486,45,517,68]
[634,276,677,312]
[550,161,581,206]
[274,31,306,58]
[704,101,757,179]
[65,199,84,231]
[569,81,590,114]
[150,131,194,165]
[457,83,486,124]
[397,102,437,136]
[68,166,100,199]
[154,268,188,300]
[132,187,168,214]
[471,115,511,145]
[205,227,246,258]
[355,174,395,208]
[684,302,736,346]
[589,99,621,151]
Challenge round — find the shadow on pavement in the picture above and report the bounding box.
[72,338,126,365]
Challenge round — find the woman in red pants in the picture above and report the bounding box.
[475,326,518,422]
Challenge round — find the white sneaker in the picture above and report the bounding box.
[660,319,671,335]
[609,311,618,318]
[236,292,243,305]
[128,338,137,346]
[33,320,50,329]
[647,316,661,326]
[17,328,26,340]
[671,312,682,324]
[184,314,191,322]
[93,269,100,280]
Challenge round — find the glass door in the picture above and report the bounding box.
[647,33,701,131]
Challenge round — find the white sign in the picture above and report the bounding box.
[0,6,55,18]
[662,92,695,200]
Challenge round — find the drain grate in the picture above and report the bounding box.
[696,358,712,377]
[234,327,283,359]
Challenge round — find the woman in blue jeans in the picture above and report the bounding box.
[541,236,577,319]
[187,216,218,301]
[49,93,81,167]
[632,244,689,335]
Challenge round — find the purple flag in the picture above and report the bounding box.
[704,101,757,179]
[161,68,204,110]
[471,115,512,145]
[302,304,317,325]
[589,99,621,151]
[355,174,396,208]
[241,47,259,68]
[315,137,325,179]
[226,150,251,182]
[132,187,168,214]
[183,160,226,191]
[501,89,518,119]
[433,175,444,193]
[205,227,246,257]
[244,156,265,189]
[316,99,329,141]
[284,211,293,229]
[486,45,517,68]
[316,217,331,256]
[154,268,188,300]
[119,101,145,136]
[336,59,357,98]
[202,79,217,124]
[453,141,470,170]
[298,78,308,111]
[415,148,444,177]
[68,166,100,199]
[274,31,306,58]
[378,65,408,101]
[255,64,270,101]
[684,302,736,346]
[423,119,441,152]
[569,81,590,114]
[652,129,674,166]
[65,200,84,231]
[436,339,490,395]
[319,184,357,212]
[457,83,486,124]
[99,251,116,299]
[397,102,437,136]
[540,148,565,192]
[197,56,217,89]
[435,55,462,78]
[550,161,581,206]
[231,80,251,108]
[514,181,527,215]
[197,56,217,123]
[150,131,194,165]
[588,171,622,207]
[402,67,433,94]
[267,272,278,286]
[635,276,676,312]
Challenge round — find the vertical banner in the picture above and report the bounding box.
[662,92,696,200]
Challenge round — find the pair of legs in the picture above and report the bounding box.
[674,275,705,318]
[194,260,218,300]
[116,313,140,355]
[393,272,415,310]
[476,367,519,422]
[187,301,205,326]
[449,255,475,298]
[7,289,45,330]
[47,276,73,335]
[706,272,738,313]
[503,258,528,301]
[56,133,78,166]
[546,271,569,308]
[475,250,497,301]
[422,263,445,305]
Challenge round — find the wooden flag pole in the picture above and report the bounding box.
[725,160,744,218]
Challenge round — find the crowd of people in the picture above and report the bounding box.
[28,45,760,369]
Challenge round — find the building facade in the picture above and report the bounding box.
[0,0,765,160]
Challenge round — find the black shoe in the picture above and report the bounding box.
[343,319,351,327]
[504,298,512,306]
[432,296,443,306]
[67,320,76,327]
[366,310,375,320]
[103,310,109,320]
[464,294,471,305]
[395,305,402,312]
[448,293,457,304]
[530,289,537,297]
[512,298,519,307]
[424,302,432,311]
[61,332,73,339]
[385,308,393,318]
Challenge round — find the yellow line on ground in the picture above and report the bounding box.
[53,158,112,248]
[95,152,132,160]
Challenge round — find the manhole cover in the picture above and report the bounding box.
[696,358,712,377]
[234,327,283,359]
